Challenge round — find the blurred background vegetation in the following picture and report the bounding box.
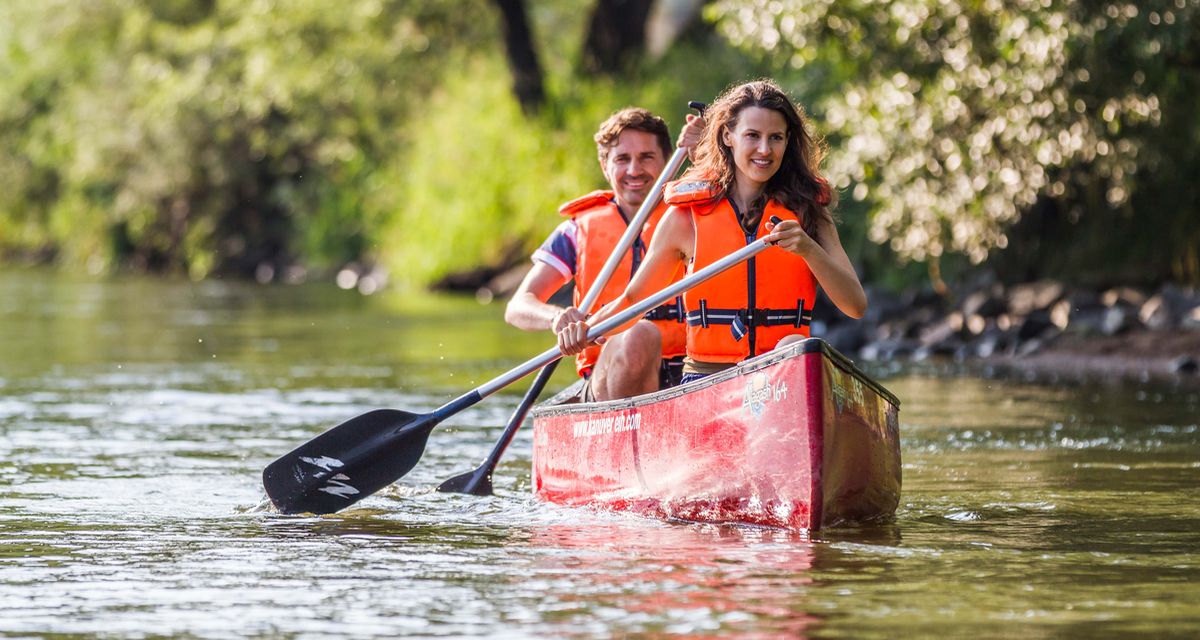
[1,0,1197,292]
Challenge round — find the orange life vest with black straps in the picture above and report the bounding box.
[664,180,817,363]
[559,190,687,376]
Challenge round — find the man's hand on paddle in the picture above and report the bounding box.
[551,306,587,334]
[677,114,705,161]
[557,319,603,356]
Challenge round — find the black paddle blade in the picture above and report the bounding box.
[435,466,493,496]
[262,409,438,515]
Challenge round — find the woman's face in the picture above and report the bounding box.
[721,106,788,189]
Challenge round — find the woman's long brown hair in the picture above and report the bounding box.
[686,79,835,239]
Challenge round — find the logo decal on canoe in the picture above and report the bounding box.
[572,410,641,439]
[831,370,865,415]
[743,372,787,418]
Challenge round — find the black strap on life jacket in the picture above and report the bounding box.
[643,295,685,322]
[685,299,812,341]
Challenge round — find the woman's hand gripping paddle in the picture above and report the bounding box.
[436,101,707,496]
[261,221,777,515]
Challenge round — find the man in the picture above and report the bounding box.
[505,107,700,401]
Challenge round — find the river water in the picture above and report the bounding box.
[1,269,1197,638]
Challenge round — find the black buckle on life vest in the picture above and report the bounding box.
[643,296,685,322]
[738,308,771,326]
[686,302,812,331]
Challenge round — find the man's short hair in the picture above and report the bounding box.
[594,107,672,166]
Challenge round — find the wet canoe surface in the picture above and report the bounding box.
[532,339,901,530]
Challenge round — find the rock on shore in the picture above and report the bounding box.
[820,278,1200,381]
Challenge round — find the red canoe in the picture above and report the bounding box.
[530,338,901,531]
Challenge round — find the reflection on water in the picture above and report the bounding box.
[522,523,817,637]
[1,269,1198,637]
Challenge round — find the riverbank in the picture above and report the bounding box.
[975,330,1200,384]
[823,278,1200,385]
[465,264,1200,385]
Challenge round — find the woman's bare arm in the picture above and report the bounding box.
[763,216,867,318]
[558,208,694,355]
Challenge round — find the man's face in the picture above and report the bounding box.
[602,129,667,212]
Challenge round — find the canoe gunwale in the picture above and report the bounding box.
[531,338,899,418]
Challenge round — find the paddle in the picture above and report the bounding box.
[262,227,777,515]
[437,102,706,496]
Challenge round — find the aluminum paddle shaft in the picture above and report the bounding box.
[266,104,715,513]
[436,101,706,496]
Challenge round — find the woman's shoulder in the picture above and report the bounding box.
[664,177,722,214]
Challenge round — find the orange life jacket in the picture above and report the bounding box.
[559,190,687,376]
[664,180,817,363]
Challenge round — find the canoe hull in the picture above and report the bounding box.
[530,339,901,531]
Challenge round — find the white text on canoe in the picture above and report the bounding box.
[572,412,641,439]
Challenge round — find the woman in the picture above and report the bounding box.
[558,80,867,385]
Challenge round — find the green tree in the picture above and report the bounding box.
[0,0,494,278]
[709,0,1200,285]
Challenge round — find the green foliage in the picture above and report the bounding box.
[378,55,592,285]
[710,0,1200,284]
[20,0,1194,292]
[0,0,494,277]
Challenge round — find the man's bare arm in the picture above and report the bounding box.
[504,262,580,332]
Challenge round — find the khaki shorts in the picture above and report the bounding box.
[578,356,685,403]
